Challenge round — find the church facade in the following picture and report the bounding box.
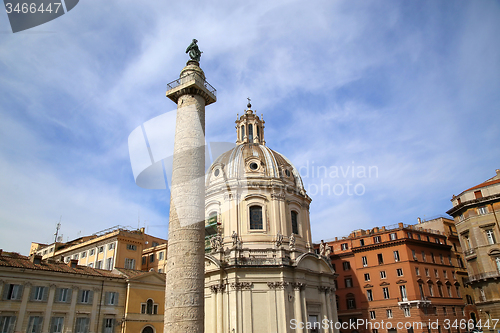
[203,104,338,333]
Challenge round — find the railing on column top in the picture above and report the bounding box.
[166,72,217,97]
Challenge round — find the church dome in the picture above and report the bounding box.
[206,143,305,193]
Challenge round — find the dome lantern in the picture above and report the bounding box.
[235,99,265,146]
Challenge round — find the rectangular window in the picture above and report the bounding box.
[126,244,137,251]
[380,271,386,279]
[448,255,452,265]
[56,288,70,303]
[342,262,350,271]
[153,304,158,315]
[31,286,46,301]
[81,252,87,258]
[443,270,448,278]
[149,254,155,263]
[407,232,413,239]
[400,285,407,300]
[98,246,104,253]
[373,236,381,243]
[141,304,146,314]
[377,253,383,264]
[422,251,426,262]
[75,318,89,333]
[370,311,376,320]
[452,307,456,316]
[347,298,355,309]
[474,190,483,199]
[367,290,373,301]
[103,319,114,333]
[27,317,43,333]
[345,278,353,288]
[49,317,64,333]
[106,292,118,306]
[249,206,263,230]
[360,239,365,246]
[90,249,95,256]
[124,258,135,270]
[159,251,164,260]
[79,290,93,304]
[447,285,452,297]
[386,309,393,318]
[394,251,400,262]
[383,287,390,299]
[440,254,444,264]
[415,267,420,275]
[456,286,461,297]
[478,206,487,215]
[425,268,430,276]
[4,284,22,300]
[96,261,102,269]
[108,243,115,250]
[362,256,368,267]
[429,285,434,297]
[341,243,348,250]
[443,307,447,315]
[431,253,435,263]
[364,273,370,281]
[142,256,146,265]
[397,268,403,277]
[0,316,16,333]
[486,229,496,244]
[404,308,411,317]
[434,269,439,278]
[106,258,113,270]
[390,233,397,240]
[412,250,417,260]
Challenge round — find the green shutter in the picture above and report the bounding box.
[2,284,10,300]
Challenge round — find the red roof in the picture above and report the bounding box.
[464,178,500,192]
[0,252,124,279]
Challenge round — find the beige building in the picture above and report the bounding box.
[30,226,166,271]
[0,250,165,333]
[447,169,500,331]
[203,104,338,333]
[415,217,479,322]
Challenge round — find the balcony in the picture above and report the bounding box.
[464,248,476,257]
[468,271,500,283]
[398,297,431,309]
[166,72,217,105]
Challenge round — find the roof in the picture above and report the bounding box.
[206,143,305,191]
[464,178,500,193]
[0,252,124,279]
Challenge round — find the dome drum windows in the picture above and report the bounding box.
[249,205,263,230]
[291,211,299,235]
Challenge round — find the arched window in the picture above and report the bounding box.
[146,299,153,314]
[466,294,473,304]
[291,211,299,235]
[249,205,263,230]
[208,212,217,224]
[248,124,253,142]
[257,126,260,138]
[142,326,154,333]
[241,125,245,141]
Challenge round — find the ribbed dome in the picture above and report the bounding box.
[206,143,305,192]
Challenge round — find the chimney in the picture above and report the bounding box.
[398,222,404,228]
[417,217,422,224]
[68,259,78,268]
[496,169,500,176]
[30,254,42,265]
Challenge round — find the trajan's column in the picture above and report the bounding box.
[164,40,216,332]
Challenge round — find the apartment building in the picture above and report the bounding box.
[326,222,469,333]
[30,226,166,271]
[447,169,500,331]
[0,250,165,333]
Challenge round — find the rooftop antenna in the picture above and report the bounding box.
[52,216,61,258]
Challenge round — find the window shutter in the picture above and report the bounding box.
[55,288,61,302]
[50,317,56,333]
[77,290,83,303]
[66,289,72,303]
[42,287,49,302]
[2,284,10,300]
[16,285,24,300]
[102,319,106,333]
[30,286,36,301]
[88,291,94,304]
[84,318,90,333]
[104,292,109,305]
[113,293,118,305]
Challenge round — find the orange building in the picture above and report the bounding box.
[325,222,469,333]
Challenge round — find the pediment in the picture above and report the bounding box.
[395,279,407,284]
[380,281,390,286]
[363,284,374,288]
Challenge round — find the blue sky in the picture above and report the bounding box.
[1,0,499,254]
